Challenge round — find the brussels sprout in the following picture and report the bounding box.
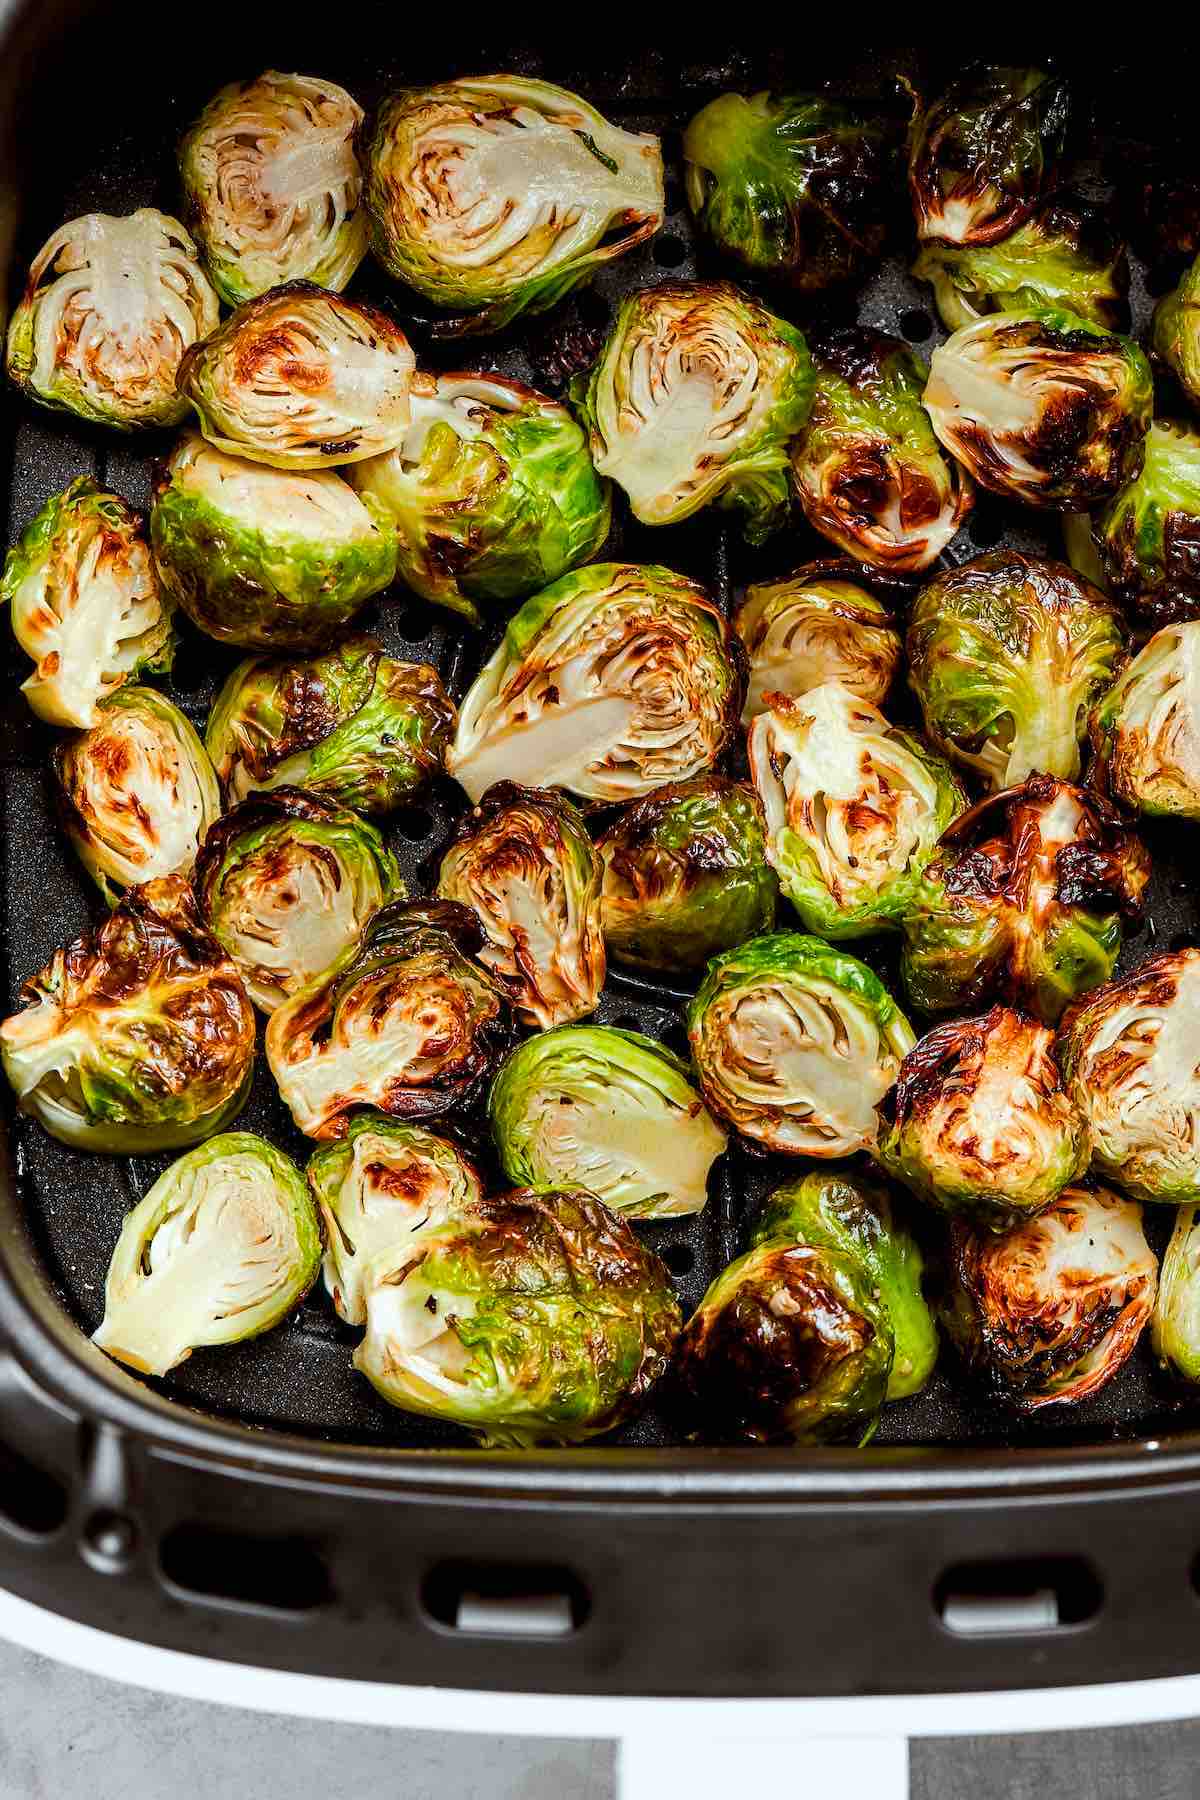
[447,563,742,803]
[0,479,174,729]
[900,775,1150,1024]
[1095,420,1200,626]
[748,683,966,939]
[1152,252,1200,411]
[682,90,894,292]
[307,1114,483,1326]
[151,434,397,651]
[350,373,610,627]
[735,560,903,723]
[179,71,367,305]
[1090,622,1200,818]
[941,1185,1156,1409]
[195,788,404,1013]
[0,875,254,1153]
[177,283,414,469]
[790,328,972,573]
[266,899,515,1139]
[54,686,221,905]
[907,66,1069,247]
[365,76,663,333]
[437,782,603,1029]
[1152,1207,1200,1382]
[93,1133,320,1377]
[206,635,454,817]
[598,776,777,975]
[489,1025,726,1220]
[923,311,1152,511]
[907,551,1126,790]
[1061,510,1110,593]
[4,209,219,430]
[354,1186,681,1446]
[687,932,914,1158]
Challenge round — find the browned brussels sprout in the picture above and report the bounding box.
[907,66,1069,248]
[1095,420,1200,628]
[1089,621,1200,819]
[735,561,904,723]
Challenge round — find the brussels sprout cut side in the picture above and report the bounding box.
[735,562,903,723]
[907,66,1069,248]
[1096,420,1200,626]
[1153,1208,1200,1383]
[1091,621,1200,818]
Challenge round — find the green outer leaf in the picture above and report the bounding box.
[689,930,914,1056]
[1152,253,1200,411]
[1152,1206,1200,1380]
[1096,419,1200,615]
[912,196,1127,333]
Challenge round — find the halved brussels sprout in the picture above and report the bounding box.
[1152,252,1200,411]
[748,683,966,939]
[437,782,603,1029]
[447,563,742,803]
[365,76,663,333]
[177,283,414,469]
[195,788,404,1013]
[907,550,1126,790]
[489,1024,726,1220]
[687,932,915,1158]
[735,561,904,723]
[1152,1207,1200,1382]
[151,434,397,651]
[206,635,454,817]
[598,776,777,975]
[350,373,610,627]
[54,686,221,905]
[1095,420,1200,627]
[93,1132,320,1377]
[307,1114,483,1326]
[355,1186,681,1446]
[179,71,367,305]
[4,209,219,429]
[907,66,1069,247]
[1090,622,1200,818]
[942,1185,1156,1409]
[266,899,515,1139]
[0,875,254,1153]
[923,311,1152,511]
[876,1006,1090,1232]
[0,478,174,729]
[790,328,972,572]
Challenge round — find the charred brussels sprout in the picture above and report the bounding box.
[0,479,173,728]
[1095,420,1200,626]
[1152,253,1200,411]
[735,561,903,723]
[93,1133,320,1377]
[1091,622,1200,818]
[489,1025,726,1220]
[1152,1208,1200,1382]
[908,66,1069,248]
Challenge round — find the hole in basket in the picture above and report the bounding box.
[392,805,436,842]
[654,232,688,268]
[389,599,434,643]
[900,308,934,342]
[159,1522,332,1615]
[661,1243,695,1277]
[661,1021,692,1059]
[611,1012,644,1032]
[0,1439,68,1539]
[970,509,1006,549]
[935,1556,1102,1636]
[422,1560,589,1638]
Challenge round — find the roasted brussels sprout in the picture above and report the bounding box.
[177,283,414,469]
[735,561,903,723]
[206,636,454,816]
[93,1133,320,1377]
[571,283,814,545]
[0,479,173,729]
[447,563,742,803]
[1090,622,1200,818]
[489,1025,726,1220]
[151,434,397,651]
[365,76,663,333]
[354,1186,681,1446]
[598,776,777,975]
[1061,509,1110,593]
[687,932,914,1158]
[1095,420,1200,626]
[907,551,1126,790]
[748,683,966,939]
[5,209,218,429]
[1152,252,1200,411]
[266,899,514,1139]
[179,71,367,305]
[0,875,254,1153]
[1152,1207,1200,1382]
[790,328,972,572]
[907,66,1069,248]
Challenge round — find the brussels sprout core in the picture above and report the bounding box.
[735,562,903,723]
[1091,621,1200,817]
[1096,420,1200,626]
[908,66,1069,247]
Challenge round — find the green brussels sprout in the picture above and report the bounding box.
[748,682,966,939]
[907,550,1126,791]
[1090,622,1200,818]
[447,563,742,803]
[1095,420,1200,627]
[195,788,404,1013]
[687,932,915,1158]
[350,373,610,627]
[206,635,454,817]
[0,478,174,729]
[177,283,415,470]
[1151,1206,1200,1382]
[598,776,777,975]
[735,560,904,723]
[571,282,814,546]
[151,434,397,651]
[54,686,221,905]
[1061,510,1110,593]
[93,1132,320,1377]
[4,209,219,429]
[0,874,255,1153]
[354,1186,681,1446]
[907,66,1070,248]
[790,328,973,573]
[365,76,663,334]
[437,782,604,1029]
[924,311,1152,511]
[179,71,367,306]
[488,1024,726,1220]
[266,899,515,1139]
[1152,251,1200,411]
